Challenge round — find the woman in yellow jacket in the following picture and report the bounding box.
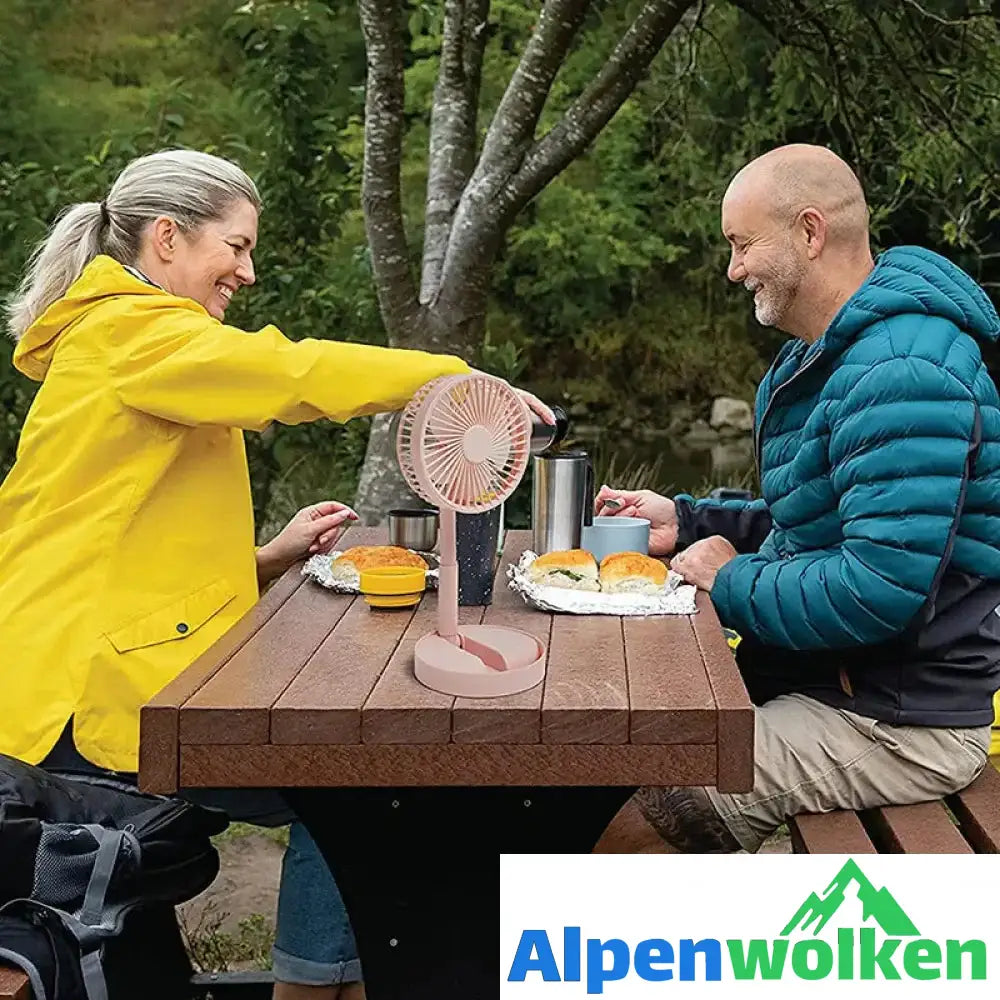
[0,149,551,1000]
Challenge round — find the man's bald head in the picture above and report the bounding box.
[721,145,876,341]
[725,144,870,250]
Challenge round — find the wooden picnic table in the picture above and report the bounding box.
[138,528,753,796]
[137,526,754,1000]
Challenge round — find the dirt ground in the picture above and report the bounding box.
[178,827,285,971]
[178,808,791,971]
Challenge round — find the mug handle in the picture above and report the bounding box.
[583,457,594,527]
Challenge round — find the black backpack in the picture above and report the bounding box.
[0,753,229,1000]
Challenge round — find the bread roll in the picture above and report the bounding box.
[599,552,667,595]
[528,549,601,592]
[330,546,428,588]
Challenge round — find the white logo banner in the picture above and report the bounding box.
[501,854,1000,997]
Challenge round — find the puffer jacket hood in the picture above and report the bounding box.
[826,245,1000,354]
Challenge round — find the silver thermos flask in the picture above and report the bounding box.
[531,449,594,554]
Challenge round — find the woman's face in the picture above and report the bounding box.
[166,199,259,320]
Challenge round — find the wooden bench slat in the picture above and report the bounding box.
[947,764,1000,853]
[861,801,972,854]
[0,967,29,1000]
[789,811,878,854]
[451,531,550,745]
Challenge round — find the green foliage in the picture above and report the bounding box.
[2,0,1000,517]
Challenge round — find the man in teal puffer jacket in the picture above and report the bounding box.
[597,144,1000,852]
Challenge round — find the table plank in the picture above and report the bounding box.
[624,615,716,744]
[543,613,629,744]
[138,567,304,794]
[180,742,716,788]
[452,530,550,745]
[180,580,353,745]
[361,592,486,744]
[689,590,755,792]
[271,596,416,744]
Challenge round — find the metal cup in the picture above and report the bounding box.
[388,508,439,552]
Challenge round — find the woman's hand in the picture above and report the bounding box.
[256,501,358,587]
[513,386,555,425]
[593,485,679,556]
[467,368,555,425]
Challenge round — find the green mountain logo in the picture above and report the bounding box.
[781,859,920,937]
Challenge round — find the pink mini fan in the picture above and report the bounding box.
[396,373,546,697]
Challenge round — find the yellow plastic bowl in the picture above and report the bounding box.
[359,567,426,609]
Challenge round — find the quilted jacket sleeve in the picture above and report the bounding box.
[107,300,470,430]
[711,352,980,649]
[674,494,773,554]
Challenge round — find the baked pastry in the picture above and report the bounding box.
[330,546,428,588]
[528,549,601,591]
[599,552,667,595]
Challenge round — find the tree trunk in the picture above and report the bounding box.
[352,0,697,523]
[353,412,413,525]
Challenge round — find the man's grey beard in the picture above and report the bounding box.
[754,287,795,327]
[751,262,805,329]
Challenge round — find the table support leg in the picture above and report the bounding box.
[285,786,634,1000]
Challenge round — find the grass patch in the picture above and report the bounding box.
[213,822,290,848]
[180,902,274,973]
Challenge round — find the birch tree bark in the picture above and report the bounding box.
[354,0,695,522]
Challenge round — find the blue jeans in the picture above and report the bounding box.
[41,721,361,986]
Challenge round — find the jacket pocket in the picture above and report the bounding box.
[106,580,237,653]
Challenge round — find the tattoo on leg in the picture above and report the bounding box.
[635,786,741,853]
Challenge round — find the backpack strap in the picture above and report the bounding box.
[79,826,140,926]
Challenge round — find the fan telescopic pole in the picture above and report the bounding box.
[438,507,459,642]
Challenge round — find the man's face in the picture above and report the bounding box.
[722,187,807,331]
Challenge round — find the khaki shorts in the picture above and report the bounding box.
[705,692,991,852]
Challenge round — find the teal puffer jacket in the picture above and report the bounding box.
[681,247,1000,725]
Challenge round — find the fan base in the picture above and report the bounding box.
[414,625,545,698]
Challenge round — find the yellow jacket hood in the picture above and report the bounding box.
[15,256,169,381]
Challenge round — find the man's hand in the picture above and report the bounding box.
[670,535,737,591]
[594,485,678,556]
[256,501,358,586]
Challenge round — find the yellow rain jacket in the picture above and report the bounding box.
[0,255,469,771]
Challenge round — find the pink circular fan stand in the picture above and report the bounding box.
[397,374,545,698]
[414,626,545,698]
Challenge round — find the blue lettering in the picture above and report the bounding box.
[635,939,673,981]
[679,938,722,981]
[564,926,581,981]
[507,930,561,982]
[586,937,630,994]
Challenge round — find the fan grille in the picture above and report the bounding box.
[396,374,530,512]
